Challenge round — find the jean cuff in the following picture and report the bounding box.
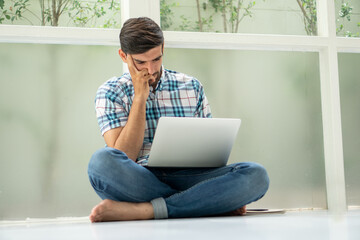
[150,198,168,219]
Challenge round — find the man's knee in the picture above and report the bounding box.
[234,162,269,196]
[88,147,128,176]
[247,162,270,196]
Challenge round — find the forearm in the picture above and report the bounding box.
[114,97,146,161]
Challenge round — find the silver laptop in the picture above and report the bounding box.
[147,117,241,167]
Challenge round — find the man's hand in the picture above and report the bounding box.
[127,54,153,102]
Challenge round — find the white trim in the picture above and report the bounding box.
[317,0,329,37]
[317,0,347,214]
[1,25,360,53]
[121,0,160,25]
[337,37,360,53]
[164,31,328,52]
[0,25,119,46]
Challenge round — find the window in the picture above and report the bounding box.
[339,53,360,207]
[0,43,121,219]
[335,0,360,37]
[161,0,317,35]
[0,0,121,28]
[165,49,326,209]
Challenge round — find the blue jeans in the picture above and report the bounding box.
[88,147,269,219]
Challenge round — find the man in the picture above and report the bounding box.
[88,17,269,222]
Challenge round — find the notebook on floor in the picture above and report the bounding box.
[147,117,241,167]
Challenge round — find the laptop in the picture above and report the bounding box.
[147,117,241,167]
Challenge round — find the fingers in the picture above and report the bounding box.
[127,54,150,78]
[126,54,152,100]
[126,54,138,72]
[127,54,148,76]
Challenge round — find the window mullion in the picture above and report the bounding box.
[317,0,347,214]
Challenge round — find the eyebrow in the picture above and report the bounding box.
[133,54,163,63]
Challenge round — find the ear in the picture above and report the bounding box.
[119,49,127,63]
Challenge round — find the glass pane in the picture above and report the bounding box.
[0,43,121,220]
[164,49,326,209]
[0,0,121,28]
[0,44,326,220]
[338,53,360,207]
[161,0,318,35]
[335,0,360,37]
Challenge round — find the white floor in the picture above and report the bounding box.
[1,210,359,240]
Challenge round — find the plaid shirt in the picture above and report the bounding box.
[95,67,212,166]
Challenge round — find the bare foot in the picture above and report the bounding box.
[230,205,247,216]
[211,205,247,217]
[89,199,154,222]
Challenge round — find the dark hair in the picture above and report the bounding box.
[119,17,164,54]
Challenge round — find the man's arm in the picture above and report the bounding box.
[103,55,152,161]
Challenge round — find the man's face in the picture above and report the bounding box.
[124,45,163,88]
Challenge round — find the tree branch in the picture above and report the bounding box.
[195,0,203,31]
[39,0,44,25]
[221,0,227,32]
[59,0,70,16]
[230,0,234,33]
[309,2,317,35]
[296,0,311,25]
[51,0,56,25]
[235,0,242,33]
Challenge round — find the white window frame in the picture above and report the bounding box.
[1,0,360,214]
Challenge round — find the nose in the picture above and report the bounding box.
[146,62,157,75]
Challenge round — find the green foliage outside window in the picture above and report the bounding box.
[295,0,359,37]
[205,0,260,33]
[337,2,359,37]
[160,0,359,37]
[0,0,30,24]
[1,0,359,35]
[296,0,317,35]
[160,0,264,33]
[160,0,176,30]
[0,0,121,28]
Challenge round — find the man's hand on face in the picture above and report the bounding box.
[127,54,152,102]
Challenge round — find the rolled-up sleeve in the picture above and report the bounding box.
[95,84,129,136]
[193,79,212,118]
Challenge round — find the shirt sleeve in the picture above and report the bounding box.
[193,79,212,118]
[95,83,129,136]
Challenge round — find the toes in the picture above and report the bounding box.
[90,203,103,223]
[89,210,98,223]
[242,206,247,215]
[89,215,95,223]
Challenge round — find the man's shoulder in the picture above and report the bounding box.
[164,68,200,84]
[98,73,132,90]
[97,74,133,93]
[96,73,134,101]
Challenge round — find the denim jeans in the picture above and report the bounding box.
[88,147,269,219]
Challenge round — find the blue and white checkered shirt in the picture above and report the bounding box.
[95,67,212,166]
